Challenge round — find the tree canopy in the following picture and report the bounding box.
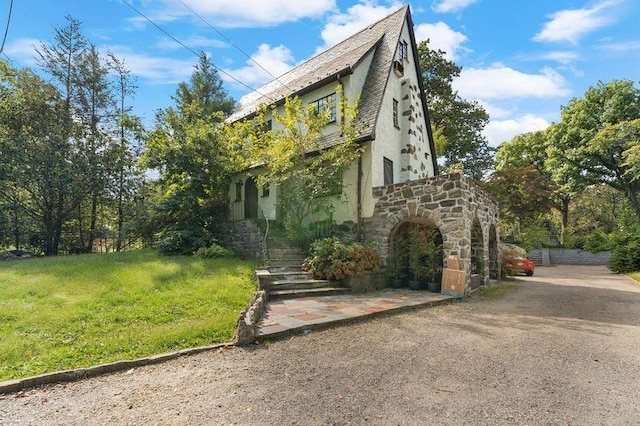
[0,16,142,255]
[417,40,493,179]
[547,79,640,217]
[142,52,235,254]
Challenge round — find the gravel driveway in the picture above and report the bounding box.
[2,265,640,425]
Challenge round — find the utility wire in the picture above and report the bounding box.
[120,0,276,102]
[176,0,291,91]
[0,0,14,54]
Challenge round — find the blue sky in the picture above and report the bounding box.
[3,0,639,146]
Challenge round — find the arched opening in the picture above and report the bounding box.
[389,220,444,292]
[488,224,499,280]
[244,178,258,219]
[470,218,484,289]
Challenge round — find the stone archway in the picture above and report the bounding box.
[488,224,499,280]
[470,218,484,289]
[364,173,500,295]
[389,219,444,290]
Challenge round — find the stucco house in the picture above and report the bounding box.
[219,5,500,294]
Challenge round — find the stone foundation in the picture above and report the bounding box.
[213,219,265,260]
[363,173,500,294]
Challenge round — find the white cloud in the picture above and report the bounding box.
[484,114,550,146]
[106,46,195,85]
[533,0,621,44]
[145,0,336,29]
[535,50,580,64]
[223,43,295,89]
[319,1,402,50]
[154,35,227,51]
[454,64,571,100]
[414,22,468,60]
[598,40,640,52]
[432,0,479,13]
[3,37,40,66]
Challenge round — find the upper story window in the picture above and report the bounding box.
[393,99,399,129]
[310,93,337,123]
[383,157,394,186]
[397,40,408,62]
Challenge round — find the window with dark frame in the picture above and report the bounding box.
[320,169,343,197]
[393,98,399,128]
[310,93,337,123]
[383,157,393,186]
[397,40,408,62]
[235,182,242,202]
[262,182,270,197]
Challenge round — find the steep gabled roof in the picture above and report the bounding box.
[227,5,410,136]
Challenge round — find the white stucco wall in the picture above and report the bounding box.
[370,19,435,189]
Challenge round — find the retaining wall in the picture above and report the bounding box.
[529,248,611,266]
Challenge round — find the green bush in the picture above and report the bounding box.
[583,232,612,253]
[195,243,234,258]
[303,237,380,280]
[608,228,640,273]
[154,224,211,255]
[519,221,550,251]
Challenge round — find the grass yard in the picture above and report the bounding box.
[629,271,640,284]
[0,250,259,381]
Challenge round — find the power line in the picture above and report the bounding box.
[0,0,14,54]
[120,0,275,102]
[176,0,291,92]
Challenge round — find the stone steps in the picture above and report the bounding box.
[265,279,335,291]
[257,233,348,300]
[528,253,543,266]
[269,286,350,300]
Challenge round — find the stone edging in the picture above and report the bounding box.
[0,342,234,395]
[234,290,268,345]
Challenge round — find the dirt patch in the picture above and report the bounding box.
[1,265,639,425]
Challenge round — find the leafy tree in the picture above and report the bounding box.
[484,165,557,225]
[143,52,235,253]
[108,53,144,251]
[547,80,640,218]
[494,130,574,229]
[0,61,73,255]
[417,40,493,179]
[227,90,363,243]
[34,15,88,254]
[74,43,116,252]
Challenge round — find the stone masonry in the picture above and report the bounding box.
[213,219,265,260]
[363,173,500,294]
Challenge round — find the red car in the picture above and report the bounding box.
[505,256,535,276]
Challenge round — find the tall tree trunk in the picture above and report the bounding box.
[52,190,65,256]
[561,195,570,229]
[76,203,85,251]
[12,201,20,250]
[627,185,640,218]
[87,191,98,253]
[116,166,124,252]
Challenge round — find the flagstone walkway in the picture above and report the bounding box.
[256,289,454,338]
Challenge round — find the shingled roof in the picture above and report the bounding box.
[227,5,411,145]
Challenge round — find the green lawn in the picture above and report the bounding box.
[629,271,640,284]
[0,250,259,381]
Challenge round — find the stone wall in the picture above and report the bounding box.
[213,219,265,260]
[529,248,611,266]
[363,173,500,294]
